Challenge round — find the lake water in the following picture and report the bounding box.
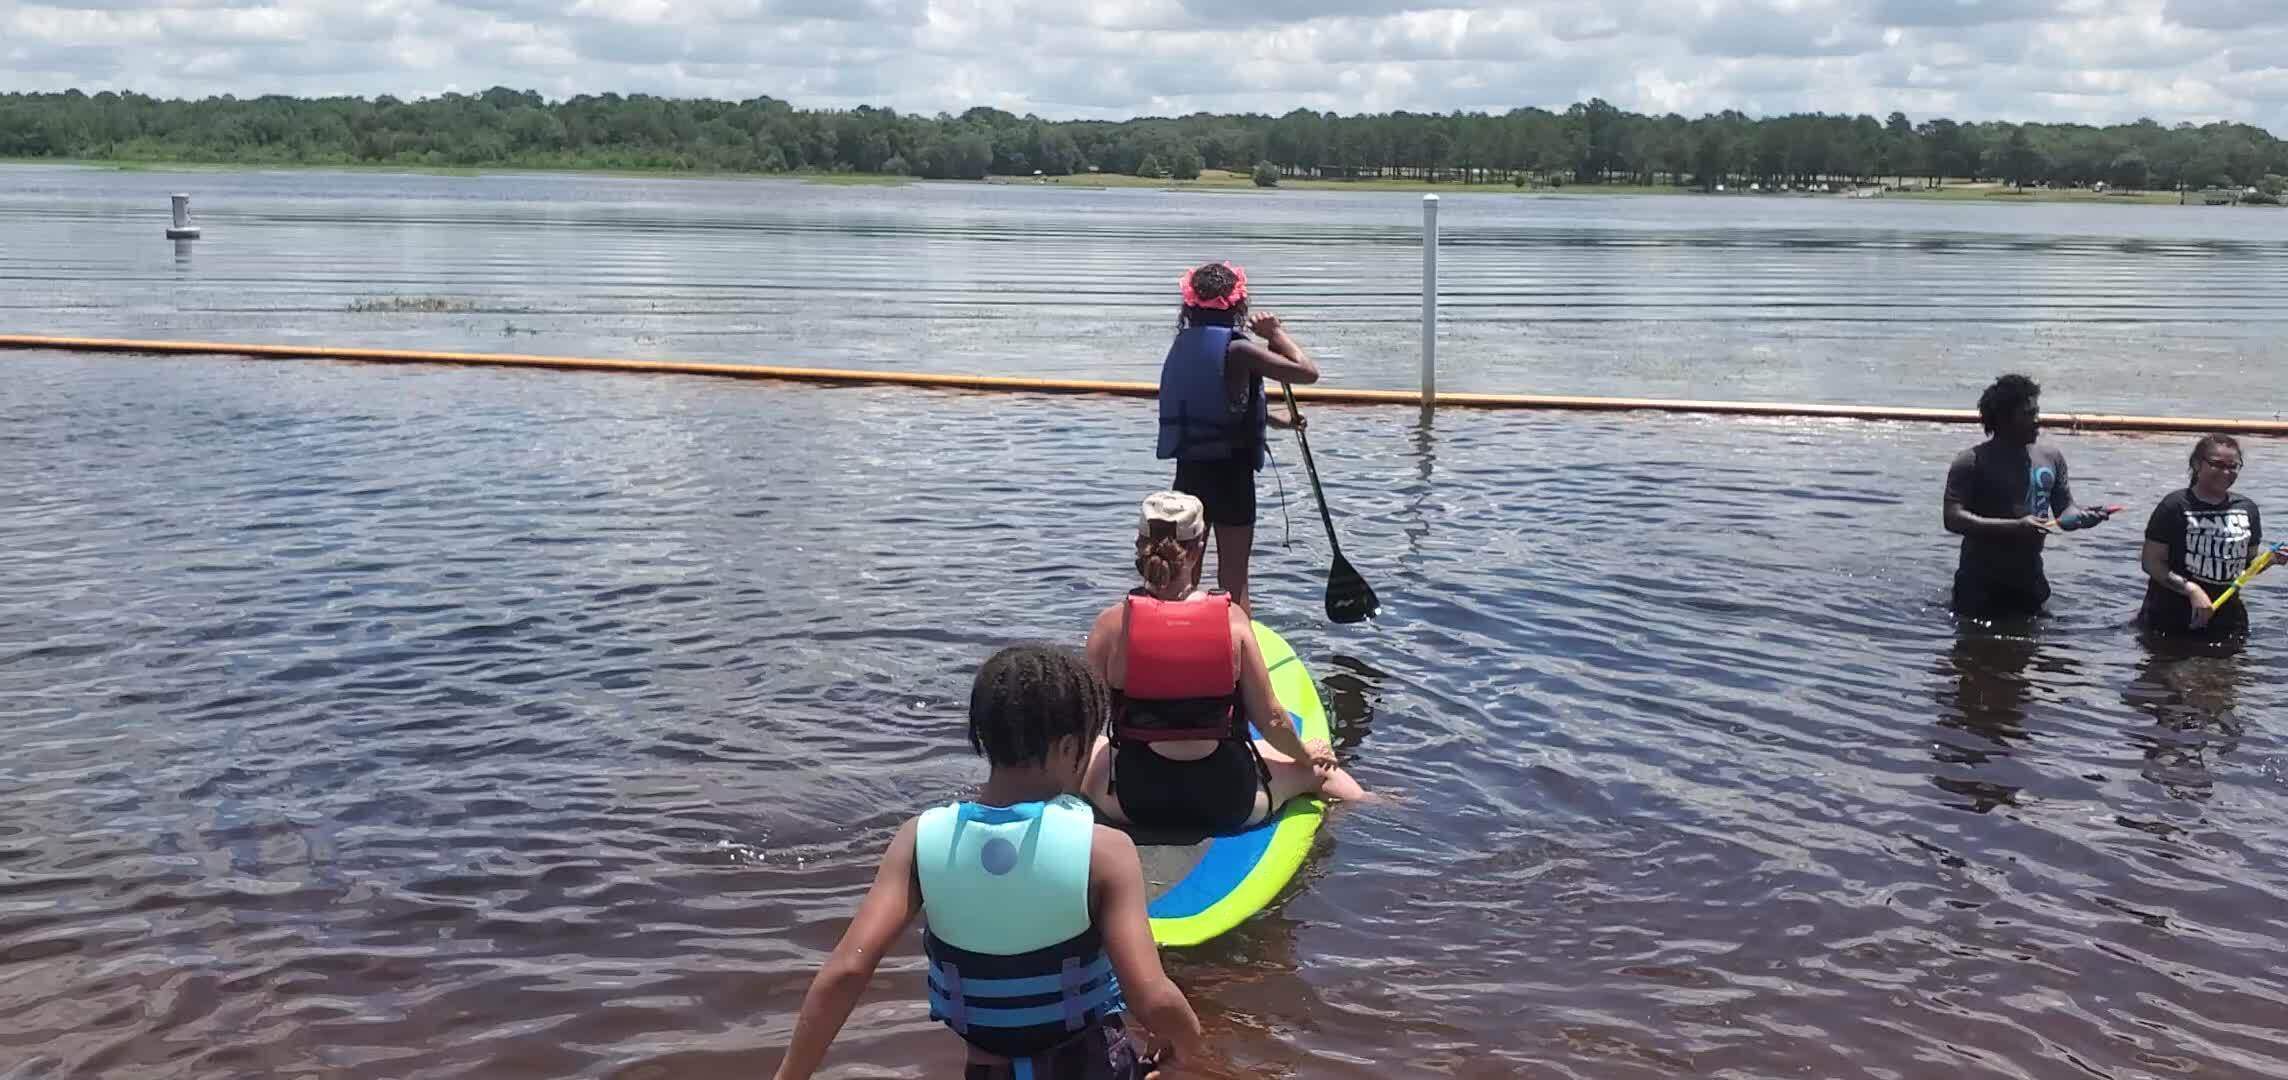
[2,166,2287,1078]
[5,164,2288,417]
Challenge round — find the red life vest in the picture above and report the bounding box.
[1114,591,1244,743]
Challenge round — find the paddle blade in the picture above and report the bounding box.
[1325,553,1379,624]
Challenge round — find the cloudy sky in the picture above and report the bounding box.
[3,0,2284,131]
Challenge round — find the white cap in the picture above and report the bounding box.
[1137,491,1206,543]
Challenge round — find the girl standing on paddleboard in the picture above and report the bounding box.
[1081,492,1366,835]
[774,645,1205,1080]
[1155,261,1320,615]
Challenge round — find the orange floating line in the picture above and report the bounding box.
[5,334,2284,435]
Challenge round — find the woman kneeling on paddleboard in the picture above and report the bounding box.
[1083,492,1366,835]
[774,646,1205,1080]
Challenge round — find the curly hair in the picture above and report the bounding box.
[1977,373,2041,435]
[967,644,1109,770]
[1178,262,1247,329]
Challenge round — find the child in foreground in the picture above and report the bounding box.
[772,645,1206,1080]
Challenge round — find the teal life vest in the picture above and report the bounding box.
[915,795,1125,1058]
[1155,325,1267,468]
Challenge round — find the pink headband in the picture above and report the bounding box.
[1179,263,1248,310]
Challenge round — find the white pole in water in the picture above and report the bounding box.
[165,193,200,239]
[1421,194,1438,409]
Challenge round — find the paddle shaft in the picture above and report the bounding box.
[1281,383,1345,558]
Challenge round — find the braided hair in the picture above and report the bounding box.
[967,644,1109,771]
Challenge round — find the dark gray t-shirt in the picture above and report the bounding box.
[1945,440,2073,585]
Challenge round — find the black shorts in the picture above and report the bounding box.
[1172,456,1256,529]
[963,1015,1158,1080]
[1111,740,1271,834]
[1952,570,2051,619]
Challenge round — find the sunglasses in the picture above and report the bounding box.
[2201,458,2242,473]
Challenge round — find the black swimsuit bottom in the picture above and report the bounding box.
[1111,738,1271,834]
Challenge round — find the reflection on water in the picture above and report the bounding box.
[2125,641,2252,802]
[1319,653,1389,760]
[1938,628,2051,740]
[1933,631,2043,812]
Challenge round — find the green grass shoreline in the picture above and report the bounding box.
[0,157,2243,205]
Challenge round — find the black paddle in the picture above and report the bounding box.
[1280,382,1379,624]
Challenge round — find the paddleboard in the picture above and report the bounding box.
[1135,620,1328,947]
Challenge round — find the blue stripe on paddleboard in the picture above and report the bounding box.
[1148,821,1276,920]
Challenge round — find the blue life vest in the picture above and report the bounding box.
[915,795,1126,1059]
[1155,325,1267,468]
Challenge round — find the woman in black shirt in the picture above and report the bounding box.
[2140,435,2266,636]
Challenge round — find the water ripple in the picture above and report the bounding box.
[2,351,2285,1076]
[6,165,2288,416]
[5,170,2288,1077]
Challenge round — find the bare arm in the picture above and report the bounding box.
[1230,339,1317,386]
[1233,608,1311,762]
[1092,828,1205,1066]
[2142,540,2192,593]
[1232,312,1319,385]
[2144,539,2215,627]
[773,820,925,1080]
[1086,606,1120,686]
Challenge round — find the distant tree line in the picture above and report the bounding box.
[3,88,2285,194]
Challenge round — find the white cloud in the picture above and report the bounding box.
[0,0,2281,132]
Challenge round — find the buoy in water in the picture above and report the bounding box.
[165,193,201,240]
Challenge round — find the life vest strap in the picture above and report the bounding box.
[937,960,969,1034]
[1110,691,1241,743]
[924,930,1124,1057]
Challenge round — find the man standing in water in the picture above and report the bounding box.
[1942,374,2117,619]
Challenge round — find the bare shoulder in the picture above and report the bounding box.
[1087,604,1122,657]
[1226,600,1258,642]
[883,814,923,864]
[1092,822,1139,858]
[1226,336,1277,364]
[1090,823,1141,881]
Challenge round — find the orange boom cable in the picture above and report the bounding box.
[7,334,2288,434]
